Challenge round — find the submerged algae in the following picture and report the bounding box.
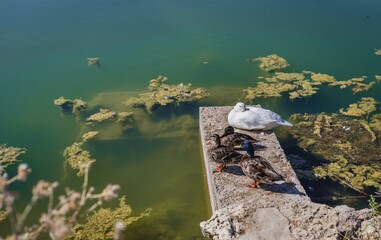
[63,142,94,176]
[289,112,381,191]
[244,56,377,101]
[116,112,134,124]
[72,197,151,240]
[82,131,99,142]
[0,144,26,169]
[248,54,290,72]
[124,75,209,112]
[54,97,88,114]
[87,108,116,122]
[87,57,100,66]
[314,157,381,192]
[339,97,378,118]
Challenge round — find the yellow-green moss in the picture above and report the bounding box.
[87,109,116,122]
[63,142,94,176]
[339,97,378,118]
[310,73,336,83]
[244,55,378,101]
[87,57,100,66]
[375,49,381,55]
[124,76,209,112]
[54,97,88,114]
[0,144,26,169]
[71,197,150,240]
[249,54,290,72]
[82,131,99,142]
[0,211,7,222]
[290,112,381,191]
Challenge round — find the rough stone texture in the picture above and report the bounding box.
[199,106,380,240]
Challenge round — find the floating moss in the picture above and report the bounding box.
[339,97,378,118]
[248,54,290,72]
[82,131,99,142]
[87,109,116,122]
[71,197,150,240]
[0,211,7,222]
[54,97,88,114]
[63,142,94,176]
[87,57,100,66]
[313,157,381,192]
[290,113,381,191]
[375,49,381,56]
[376,75,381,82]
[310,73,336,83]
[265,72,305,82]
[116,112,134,124]
[124,76,209,112]
[329,76,376,94]
[244,55,378,101]
[0,144,26,169]
[244,82,298,100]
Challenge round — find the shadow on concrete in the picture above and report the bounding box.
[224,165,245,176]
[260,182,307,196]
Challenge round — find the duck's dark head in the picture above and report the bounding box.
[241,140,254,157]
[210,133,221,147]
[220,126,235,137]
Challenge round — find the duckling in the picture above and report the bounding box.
[219,126,259,148]
[208,134,242,173]
[240,141,285,188]
[228,102,293,130]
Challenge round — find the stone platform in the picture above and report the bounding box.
[199,106,380,240]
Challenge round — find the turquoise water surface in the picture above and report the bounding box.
[1,0,381,238]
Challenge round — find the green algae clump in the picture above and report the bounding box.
[54,97,88,114]
[124,75,209,112]
[87,57,100,66]
[313,157,381,192]
[248,54,290,72]
[87,108,116,122]
[376,75,381,82]
[375,49,381,55]
[310,73,336,83]
[289,112,381,191]
[63,142,94,176]
[328,76,376,94]
[71,197,151,240]
[244,55,378,101]
[82,131,99,142]
[0,144,26,169]
[339,97,378,118]
[0,211,7,222]
[116,112,134,124]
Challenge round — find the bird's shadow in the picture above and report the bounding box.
[260,182,306,196]
[224,165,245,176]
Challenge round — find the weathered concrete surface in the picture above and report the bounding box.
[199,106,381,240]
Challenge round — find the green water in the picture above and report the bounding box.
[1,0,381,238]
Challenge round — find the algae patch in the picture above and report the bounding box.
[339,97,378,118]
[247,54,290,72]
[87,108,117,122]
[289,112,381,191]
[244,55,377,101]
[124,75,209,113]
[54,97,88,114]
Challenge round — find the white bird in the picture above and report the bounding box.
[228,102,293,130]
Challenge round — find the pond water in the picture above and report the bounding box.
[0,0,380,238]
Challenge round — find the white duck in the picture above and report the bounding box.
[228,102,293,130]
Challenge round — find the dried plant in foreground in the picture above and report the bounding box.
[0,144,149,239]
